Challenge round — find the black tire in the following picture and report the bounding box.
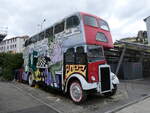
[69,81,87,104]
[28,74,35,87]
[104,84,117,97]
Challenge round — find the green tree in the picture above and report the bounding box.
[0,53,23,80]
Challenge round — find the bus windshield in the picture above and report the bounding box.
[87,45,105,62]
[84,16,98,27]
[99,19,110,31]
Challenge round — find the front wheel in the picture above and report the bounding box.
[69,81,87,104]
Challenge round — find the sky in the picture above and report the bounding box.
[0,0,149,42]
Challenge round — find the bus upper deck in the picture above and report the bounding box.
[24,12,113,49]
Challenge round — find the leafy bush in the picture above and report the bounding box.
[0,52,23,81]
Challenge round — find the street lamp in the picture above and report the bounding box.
[37,19,46,38]
[37,19,46,32]
[41,19,46,30]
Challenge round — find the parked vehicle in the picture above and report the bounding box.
[22,12,119,103]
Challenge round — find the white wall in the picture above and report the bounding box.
[0,36,28,53]
[145,17,150,44]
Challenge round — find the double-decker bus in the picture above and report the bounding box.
[22,12,119,103]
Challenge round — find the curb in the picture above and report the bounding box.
[105,94,150,113]
[11,82,62,113]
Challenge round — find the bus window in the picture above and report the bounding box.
[54,21,65,34]
[36,34,40,41]
[24,39,29,47]
[87,45,105,62]
[28,38,32,45]
[76,46,87,64]
[96,32,108,42]
[35,36,38,42]
[99,20,110,31]
[31,36,37,43]
[64,48,75,64]
[66,16,80,29]
[84,16,98,27]
[46,27,53,38]
[39,32,44,40]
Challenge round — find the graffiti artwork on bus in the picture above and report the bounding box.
[65,65,87,79]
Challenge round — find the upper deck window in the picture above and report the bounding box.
[24,40,29,47]
[84,16,98,27]
[39,32,45,40]
[30,36,37,43]
[54,21,65,34]
[99,20,110,31]
[46,27,53,38]
[35,35,40,41]
[66,16,80,29]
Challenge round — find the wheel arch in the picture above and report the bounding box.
[110,72,119,85]
[64,74,97,93]
[27,72,32,80]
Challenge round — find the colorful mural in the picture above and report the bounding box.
[65,65,87,79]
[22,20,83,89]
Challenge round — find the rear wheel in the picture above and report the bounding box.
[28,74,35,87]
[69,81,87,104]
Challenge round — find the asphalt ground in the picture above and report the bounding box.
[0,82,58,113]
[1,78,150,113]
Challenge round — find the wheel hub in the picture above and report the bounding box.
[72,86,81,99]
[70,83,82,101]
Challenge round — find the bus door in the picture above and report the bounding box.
[63,46,87,84]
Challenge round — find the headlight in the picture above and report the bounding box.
[91,76,96,81]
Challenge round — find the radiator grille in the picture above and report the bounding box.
[100,67,111,92]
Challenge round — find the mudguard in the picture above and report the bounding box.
[65,74,97,93]
[111,72,119,84]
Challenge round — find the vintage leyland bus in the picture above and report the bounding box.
[22,12,119,103]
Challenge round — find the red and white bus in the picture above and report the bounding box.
[22,12,119,103]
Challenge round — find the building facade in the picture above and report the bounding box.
[144,16,150,44]
[0,27,7,42]
[0,36,29,53]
